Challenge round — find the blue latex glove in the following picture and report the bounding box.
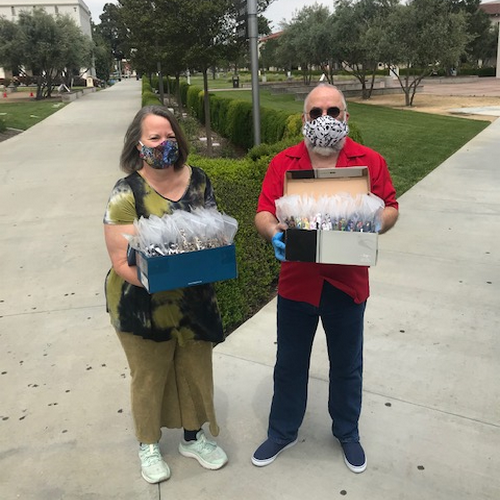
[271,232,286,262]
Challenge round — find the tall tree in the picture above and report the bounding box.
[0,9,92,99]
[56,15,94,88]
[96,2,131,77]
[379,0,471,105]
[332,0,399,98]
[276,4,335,85]
[180,0,238,155]
[447,0,494,67]
[259,36,280,72]
[0,17,23,77]
[226,0,275,73]
[92,27,114,82]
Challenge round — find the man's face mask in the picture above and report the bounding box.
[303,115,349,149]
[139,139,179,169]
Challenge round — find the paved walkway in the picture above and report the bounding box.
[422,77,500,116]
[420,76,500,97]
[0,79,499,499]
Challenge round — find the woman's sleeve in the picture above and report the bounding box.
[103,178,137,224]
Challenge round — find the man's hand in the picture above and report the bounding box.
[255,211,288,261]
[378,206,399,235]
[271,232,286,261]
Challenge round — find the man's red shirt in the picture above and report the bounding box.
[257,138,399,306]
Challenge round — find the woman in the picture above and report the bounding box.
[103,105,228,484]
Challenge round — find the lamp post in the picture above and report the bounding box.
[248,0,261,145]
[496,17,500,79]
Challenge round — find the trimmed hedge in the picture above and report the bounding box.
[142,76,162,106]
[187,154,280,331]
[459,67,496,77]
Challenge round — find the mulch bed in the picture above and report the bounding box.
[0,129,22,143]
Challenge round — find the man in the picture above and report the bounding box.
[252,84,399,473]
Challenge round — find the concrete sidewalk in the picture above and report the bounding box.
[0,79,499,499]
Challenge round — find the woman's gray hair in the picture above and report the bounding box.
[303,83,348,114]
[120,105,189,173]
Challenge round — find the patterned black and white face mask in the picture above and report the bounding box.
[303,115,349,149]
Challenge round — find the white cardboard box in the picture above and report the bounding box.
[283,167,378,266]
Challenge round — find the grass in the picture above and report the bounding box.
[0,100,66,130]
[210,89,490,196]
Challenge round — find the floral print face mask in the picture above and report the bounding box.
[139,139,180,169]
[302,115,349,149]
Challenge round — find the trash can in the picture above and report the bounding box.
[232,76,240,89]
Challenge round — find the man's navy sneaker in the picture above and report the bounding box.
[341,441,367,473]
[251,438,298,467]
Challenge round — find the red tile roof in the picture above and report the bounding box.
[480,1,500,16]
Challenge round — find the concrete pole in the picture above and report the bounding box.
[248,0,261,145]
[496,21,500,79]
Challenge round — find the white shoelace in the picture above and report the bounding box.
[140,444,162,467]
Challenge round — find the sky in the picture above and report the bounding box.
[84,0,333,31]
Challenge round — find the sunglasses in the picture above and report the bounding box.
[308,106,342,120]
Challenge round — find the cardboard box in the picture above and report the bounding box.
[283,167,378,266]
[136,244,237,293]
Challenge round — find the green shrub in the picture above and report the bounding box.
[284,113,303,138]
[347,121,363,144]
[459,67,495,77]
[261,108,289,144]
[224,100,253,149]
[0,118,6,133]
[186,85,204,119]
[142,90,161,106]
[141,76,161,106]
[189,154,280,330]
[246,137,301,162]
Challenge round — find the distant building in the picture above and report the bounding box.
[479,1,500,77]
[0,0,95,79]
[480,0,500,18]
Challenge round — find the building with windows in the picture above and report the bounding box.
[0,0,94,79]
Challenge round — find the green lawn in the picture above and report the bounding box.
[212,88,490,196]
[0,100,66,130]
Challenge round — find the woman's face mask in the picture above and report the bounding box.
[303,115,349,150]
[139,139,180,169]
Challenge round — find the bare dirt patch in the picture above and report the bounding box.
[349,93,500,122]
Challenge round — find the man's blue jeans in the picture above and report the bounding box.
[268,281,366,444]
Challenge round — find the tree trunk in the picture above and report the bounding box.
[366,70,377,99]
[36,75,43,100]
[404,68,411,106]
[175,73,183,113]
[328,60,335,85]
[361,78,369,100]
[157,61,164,104]
[203,68,212,156]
